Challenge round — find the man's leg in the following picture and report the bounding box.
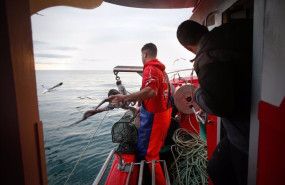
[230,142,248,185]
[207,136,238,185]
[144,109,172,185]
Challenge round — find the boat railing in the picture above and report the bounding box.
[93,149,171,185]
[113,66,195,77]
[166,68,193,75]
[93,149,116,185]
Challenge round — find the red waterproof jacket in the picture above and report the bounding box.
[142,59,169,113]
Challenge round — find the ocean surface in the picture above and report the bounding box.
[36,70,142,185]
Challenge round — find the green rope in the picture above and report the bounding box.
[64,111,109,185]
[170,128,208,185]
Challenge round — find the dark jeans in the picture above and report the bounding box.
[207,136,248,185]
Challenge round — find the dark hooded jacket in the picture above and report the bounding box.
[193,19,253,152]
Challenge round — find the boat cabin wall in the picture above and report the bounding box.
[249,1,285,185]
[191,0,254,28]
[1,0,47,184]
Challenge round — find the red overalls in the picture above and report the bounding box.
[137,59,172,185]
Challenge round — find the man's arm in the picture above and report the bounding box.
[194,87,216,115]
[109,87,156,105]
[195,61,235,117]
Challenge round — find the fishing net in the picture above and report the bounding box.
[112,122,138,144]
[111,111,138,154]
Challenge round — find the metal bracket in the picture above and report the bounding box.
[117,155,133,172]
[189,104,213,125]
[113,65,143,77]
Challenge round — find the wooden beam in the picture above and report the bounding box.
[0,0,47,184]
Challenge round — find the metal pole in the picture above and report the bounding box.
[93,149,116,185]
[125,163,134,185]
[152,160,156,185]
[138,160,145,185]
[162,160,171,185]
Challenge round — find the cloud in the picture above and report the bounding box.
[82,59,97,62]
[31,3,193,70]
[152,24,177,32]
[35,62,70,64]
[82,58,109,62]
[34,53,72,59]
[33,40,79,51]
[53,46,79,50]
[33,40,49,45]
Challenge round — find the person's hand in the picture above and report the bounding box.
[125,98,137,106]
[109,94,125,105]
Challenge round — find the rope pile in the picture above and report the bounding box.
[170,128,208,185]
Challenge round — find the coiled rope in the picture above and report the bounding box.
[64,111,109,185]
[170,128,208,185]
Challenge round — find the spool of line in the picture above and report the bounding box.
[173,84,200,114]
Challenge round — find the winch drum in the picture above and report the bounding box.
[173,84,200,115]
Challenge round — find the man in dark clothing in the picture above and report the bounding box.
[176,20,253,185]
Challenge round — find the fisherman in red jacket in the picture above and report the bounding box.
[109,43,172,185]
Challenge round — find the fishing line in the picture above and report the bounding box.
[188,115,199,135]
[64,111,109,185]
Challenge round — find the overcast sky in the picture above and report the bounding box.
[31,2,195,71]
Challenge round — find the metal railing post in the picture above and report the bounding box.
[162,160,171,185]
[93,149,116,185]
[152,160,156,185]
[138,160,145,185]
[125,163,134,185]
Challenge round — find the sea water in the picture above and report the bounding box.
[36,70,141,185]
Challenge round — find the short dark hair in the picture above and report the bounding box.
[177,20,209,46]
[141,43,157,58]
